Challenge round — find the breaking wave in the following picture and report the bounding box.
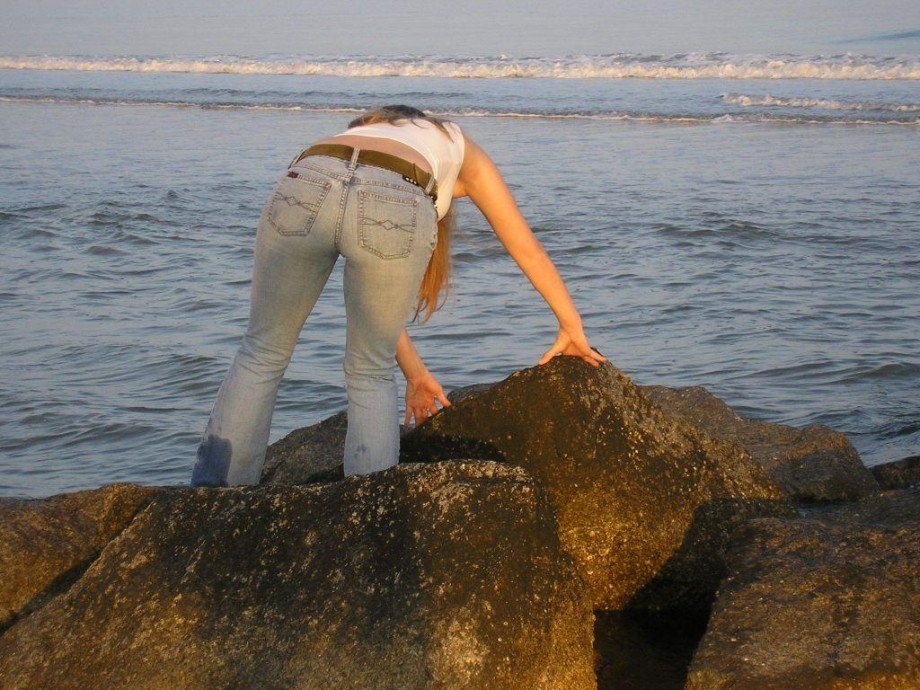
[721,93,920,112]
[2,52,919,80]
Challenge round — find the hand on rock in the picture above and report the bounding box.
[538,327,607,368]
[405,371,451,427]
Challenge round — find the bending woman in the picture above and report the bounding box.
[191,105,605,487]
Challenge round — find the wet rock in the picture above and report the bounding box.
[401,357,794,610]
[0,462,595,690]
[261,410,347,485]
[687,495,920,690]
[0,483,159,630]
[641,384,880,503]
[871,455,920,490]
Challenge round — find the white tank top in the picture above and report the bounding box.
[340,120,465,219]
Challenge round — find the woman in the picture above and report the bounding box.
[191,105,605,487]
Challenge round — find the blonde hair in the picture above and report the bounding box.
[349,105,456,322]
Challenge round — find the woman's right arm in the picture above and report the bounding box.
[453,136,606,367]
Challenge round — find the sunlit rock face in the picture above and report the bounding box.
[0,483,160,630]
[0,462,595,690]
[687,491,920,690]
[401,357,794,611]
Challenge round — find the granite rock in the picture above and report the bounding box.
[401,357,794,610]
[871,455,920,490]
[641,384,880,503]
[687,491,920,690]
[261,410,347,485]
[0,462,594,690]
[0,483,159,630]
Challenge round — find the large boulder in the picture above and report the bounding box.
[0,462,595,690]
[401,357,794,610]
[687,491,920,690]
[0,483,159,630]
[641,385,880,503]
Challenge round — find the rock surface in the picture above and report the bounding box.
[641,384,880,503]
[401,357,794,610]
[687,491,920,690]
[0,483,159,630]
[261,410,347,485]
[871,455,920,490]
[0,462,594,690]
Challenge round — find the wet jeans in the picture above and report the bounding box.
[191,151,438,486]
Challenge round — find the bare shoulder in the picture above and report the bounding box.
[460,134,487,168]
[456,135,501,196]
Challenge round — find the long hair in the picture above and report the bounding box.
[415,206,454,322]
[349,105,456,322]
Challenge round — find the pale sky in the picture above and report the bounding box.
[2,0,919,56]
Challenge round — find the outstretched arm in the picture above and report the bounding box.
[453,136,606,367]
[396,329,451,426]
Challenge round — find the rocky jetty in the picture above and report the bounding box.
[2,356,916,689]
[0,462,593,690]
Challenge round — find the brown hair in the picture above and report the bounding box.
[348,104,453,138]
[349,105,456,322]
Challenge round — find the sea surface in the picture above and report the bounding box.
[1,53,918,497]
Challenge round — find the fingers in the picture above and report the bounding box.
[405,374,452,427]
[588,347,607,364]
[579,345,607,367]
[539,343,563,365]
[539,332,607,368]
[405,398,448,428]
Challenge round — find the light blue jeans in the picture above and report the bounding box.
[191,151,438,486]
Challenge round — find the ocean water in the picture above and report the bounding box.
[1,53,918,498]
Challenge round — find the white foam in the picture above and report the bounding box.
[722,93,920,112]
[2,53,918,80]
[3,95,916,126]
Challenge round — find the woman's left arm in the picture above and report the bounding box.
[454,136,606,367]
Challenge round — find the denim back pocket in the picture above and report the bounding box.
[267,172,332,236]
[358,190,419,259]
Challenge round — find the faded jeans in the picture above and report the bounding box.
[191,151,438,486]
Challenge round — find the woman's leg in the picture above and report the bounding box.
[192,169,340,486]
[339,177,438,476]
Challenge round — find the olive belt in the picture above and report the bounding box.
[293,144,438,202]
